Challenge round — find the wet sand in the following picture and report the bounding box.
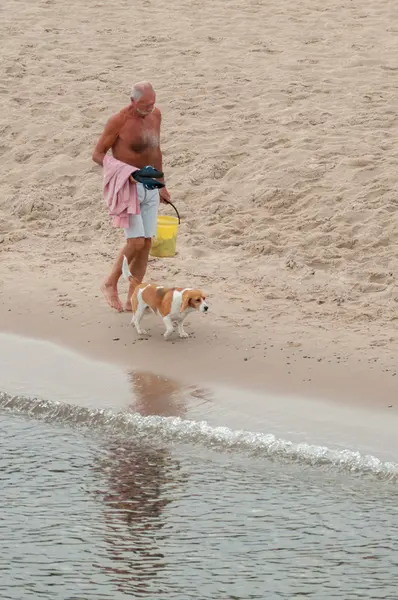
[1,280,398,414]
[1,332,398,463]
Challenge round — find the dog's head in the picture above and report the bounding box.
[180,289,209,313]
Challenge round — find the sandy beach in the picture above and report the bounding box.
[1,0,398,413]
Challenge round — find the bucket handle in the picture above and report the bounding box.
[162,199,181,224]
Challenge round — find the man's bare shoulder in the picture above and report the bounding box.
[105,108,129,130]
[153,107,162,120]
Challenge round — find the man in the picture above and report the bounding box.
[92,81,170,311]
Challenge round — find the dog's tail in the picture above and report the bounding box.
[122,255,133,282]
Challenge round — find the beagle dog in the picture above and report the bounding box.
[122,256,208,339]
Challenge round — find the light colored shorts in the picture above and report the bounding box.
[124,183,160,239]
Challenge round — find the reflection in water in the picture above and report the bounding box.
[93,440,181,596]
[128,370,212,418]
[93,371,194,596]
[129,371,186,418]
[2,399,398,599]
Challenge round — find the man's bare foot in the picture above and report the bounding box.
[124,300,133,312]
[101,282,123,312]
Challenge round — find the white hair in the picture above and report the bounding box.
[130,82,154,101]
[131,85,143,101]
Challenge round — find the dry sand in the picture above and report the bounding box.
[1,0,398,412]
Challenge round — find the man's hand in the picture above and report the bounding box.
[159,187,171,204]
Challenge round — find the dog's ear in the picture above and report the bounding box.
[180,290,191,313]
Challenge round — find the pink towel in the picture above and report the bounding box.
[103,155,140,228]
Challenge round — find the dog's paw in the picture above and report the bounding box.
[164,331,173,340]
[137,329,148,336]
[179,332,189,339]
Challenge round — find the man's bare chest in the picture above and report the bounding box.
[119,117,160,151]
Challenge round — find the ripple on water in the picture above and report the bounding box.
[1,408,398,599]
[1,392,398,481]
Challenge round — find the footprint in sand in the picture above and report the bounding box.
[190,247,208,259]
[369,273,388,284]
[359,282,388,294]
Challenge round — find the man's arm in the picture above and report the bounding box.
[152,109,164,180]
[152,148,164,181]
[92,114,123,166]
[152,109,170,202]
[154,146,170,202]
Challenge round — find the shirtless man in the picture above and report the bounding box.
[92,81,170,311]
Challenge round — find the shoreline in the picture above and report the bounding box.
[1,274,398,415]
[1,328,398,464]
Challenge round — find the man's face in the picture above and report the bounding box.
[133,92,156,117]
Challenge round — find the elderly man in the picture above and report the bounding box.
[92,81,170,311]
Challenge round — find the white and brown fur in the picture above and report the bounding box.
[122,256,208,339]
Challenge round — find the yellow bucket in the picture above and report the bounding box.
[150,201,181,258]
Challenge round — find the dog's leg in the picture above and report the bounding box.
[163,316,174,340]
[177,316,189,339]
[133,298,148,336]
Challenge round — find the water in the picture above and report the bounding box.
[1,395,398,599]
[1,392,398,478]
[1,334,398,598]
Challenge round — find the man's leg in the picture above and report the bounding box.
[125,238,152,311]
[124,186,159,311]
[101,237,145,311]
